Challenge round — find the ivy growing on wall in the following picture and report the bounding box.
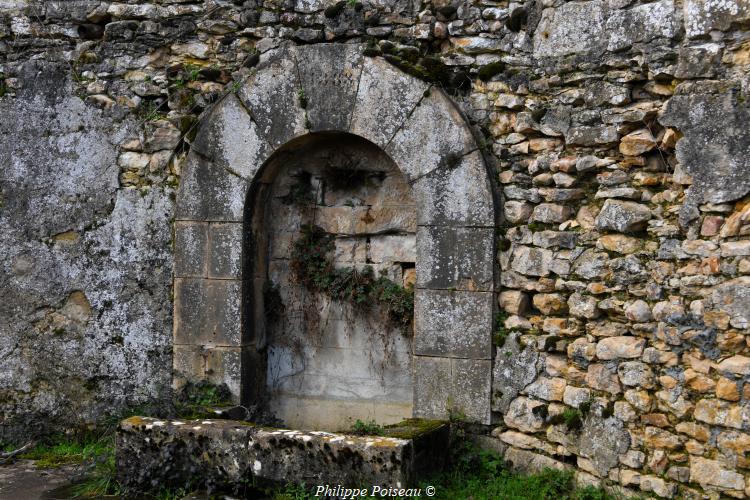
[290,225,414,334]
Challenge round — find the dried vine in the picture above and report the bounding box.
[290,225,414,335]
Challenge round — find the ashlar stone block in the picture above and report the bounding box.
[411,150,495,227]
[208,223,243,279]
[174,221,207,278]
[176,152,249,222]
[297,43,363,132]
[350,56,428,149]
[416,226,494,292]
[191,94,273,180]
[237,43,307,148]
[414,289,493,359]
[174,278,242,347]
[386,88,477,183]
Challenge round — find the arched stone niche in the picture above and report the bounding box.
[173,42,497,425]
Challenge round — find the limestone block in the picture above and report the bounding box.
[618,129,657,156]
[596,337,646,360]
[618,361,655,388]
[606,0,676,51]
[524,377,566,402]
[413,356,491,424]
[563,386,591,407]
[411,150,495,227]
[204,347,242,400]
[510,245,553,277]
[568,293,600,319]
[176,152,249,222]
[532,293,568,315]
[498,290,530,315]
[492,333,541,412]
[297,44,363,132]
[694,398,749,429]
[585,364,621,393]
[566,126,619,146]
[367,234,415,263]
[416,226,494,291]
[684,0,750,38]
[504,200,533,224]
[174,278,242,346]
[689,456,745,494]
[208,223,243,279]
[579,416,630,476]
[533,1,606,57]
[414,289,493,359]
[710,277,750,329]
[531,203,573,223]
[237,43,306,148]
[191,94,273,180]
[174,221,207,278]
[386,88,476,182]
[350,56,428,149]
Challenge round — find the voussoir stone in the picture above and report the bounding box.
[595,199,652,233]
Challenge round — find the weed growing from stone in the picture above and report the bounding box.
[291,225,414,333]
[349,419,384,436]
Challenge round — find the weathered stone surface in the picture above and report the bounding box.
[596,337,645,360]
[693,398,748,429]
[208,223,243,279]
[579,415,630,476]
[531,203,573,224]
[191,94,273,180]
[617,362,654,388]
[176,152,249,222]
[683,0,750,38]
[297,44,363,132]
[585,364,621,393]
[504,397,547,433]
[237,44,306,147]
[534,2,605,58]
[412,151,495,227]
[618,129,656,156]
[499,291,530,316]
[660,84,750,224]
[492,333,542,412]
[510,246,554,277]
[689,456,745,493]
[174,278,242,347]
[351,56,428,148]
[568,293,600,319]
[504,201,533,224]
[595,199,652,233]
[606,0,676,51]
[416,226,493,291]
[117,417,449,492]
[174,222,208,278]
[386,89,476,182]
[524,377,566,402]
[414,289,493,359]
[709,277,750,329]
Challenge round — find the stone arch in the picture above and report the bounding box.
[173,42,497,424]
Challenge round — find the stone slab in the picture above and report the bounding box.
[350,56,428,148]
[533,2,606,58]
[174,221,208,278]
[411,150,495,227]
[297,43,363,132]
[116,417,449,492]
[416,226,494,291]
[208,223,243,279]
[174,278,242,346]
[175,152,249,222]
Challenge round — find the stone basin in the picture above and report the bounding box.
[116,417,449,493]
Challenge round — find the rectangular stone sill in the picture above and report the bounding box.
[116,417,449,493]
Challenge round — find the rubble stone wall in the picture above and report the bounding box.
[1,0,750,497]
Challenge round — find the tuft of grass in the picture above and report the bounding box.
[349,419,383,436]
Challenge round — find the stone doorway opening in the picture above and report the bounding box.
[249,133,416,430]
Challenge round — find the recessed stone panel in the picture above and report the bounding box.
[386,89,477,182]
[237,43,307,148]
[208,223,243,279]
[411,150,495,227]
[297,44,363,132]
[414,289,493,359]
[174,278,241,346]
[174,221,207,278]
[350,56,428,148]
[175,152,249,222]
[416,226,494,292]
[191,93,273,180]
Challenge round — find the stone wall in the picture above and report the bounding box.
[1,0,750,497]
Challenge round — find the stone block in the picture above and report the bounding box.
[416,226,494,292]
[684,0,750,38]
[237,43,306,147]
[596,337,646,360]
[174,278,242,346]
[191,94,273,180]
[208,223,243,279]
[606,0,676,51]
[204,347,242,401]
[414,289,493,359]
[413,356,452,419]
[386,88,476,183]
[350,56,428,149]
[411,151,495,227]
[451,358,492,423]
[533,2,606,57]
[510,245,553,277]
[297,44,363,132]
[368,234,415,263]
[504,396,547,433]
[595,199,651,233]
[176,152,249,222]
[689,456,745,493]
[174,221,207,278]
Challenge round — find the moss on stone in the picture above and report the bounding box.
[382,418,446,440]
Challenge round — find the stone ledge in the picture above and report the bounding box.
[116,417,449,493]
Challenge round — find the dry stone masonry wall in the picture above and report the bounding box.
[1,0,750,498]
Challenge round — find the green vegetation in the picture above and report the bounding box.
[291,225,414,333]
[493,311,509,347]
[349,419,384,436]
[477,61,505,81]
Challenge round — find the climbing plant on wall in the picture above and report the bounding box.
[290,224,414,334]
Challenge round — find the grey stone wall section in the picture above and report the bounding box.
[0,63,173,441]
[172,44,496,423]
